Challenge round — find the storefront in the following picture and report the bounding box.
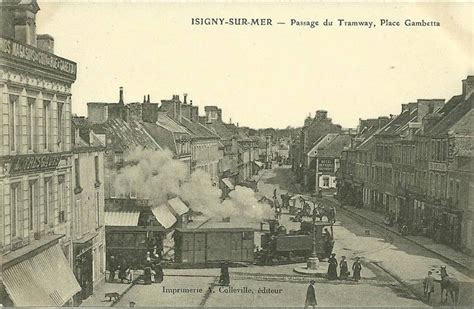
[2,238,81,307]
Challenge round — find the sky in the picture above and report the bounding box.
[35,1,473,129]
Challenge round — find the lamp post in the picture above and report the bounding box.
[306,199,320,270]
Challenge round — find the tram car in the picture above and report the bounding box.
[256,219,334,265]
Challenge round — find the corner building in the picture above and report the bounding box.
[0,0,80,306]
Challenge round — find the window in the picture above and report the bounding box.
[44,178,52,226]
[9,95,19,152]
[74,158,81,189]
[75,198,82,237]
[58,176,65,223]
[27,98,36,151]
[10,184,20,238]
[95,156,100,183]
[43,100,51,150]
[29,181,37,231]
[99,245,104,273]
[114,152,123,165]
[96,192,101,228]
[323,177,330,187]
[57,103,64,149]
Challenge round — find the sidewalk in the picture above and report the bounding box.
[80,276,134,307]
[324,196,474,272]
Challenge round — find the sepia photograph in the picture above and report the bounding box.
[0,0,473,307]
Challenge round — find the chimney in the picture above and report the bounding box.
[118,87,124,105]
[315,110,328,120]
[190,100,193,106]
[462,76,474,99]
[229,118,232,124]
[183,93,188,104]
[13,2,40,46]
[401,103,409,113]
[36,34,54,53]
[147,94,151,103]
[143,95,146,103]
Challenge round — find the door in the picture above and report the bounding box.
[193,233,206,263]
[230,233,242,261]
[206,232,231,261]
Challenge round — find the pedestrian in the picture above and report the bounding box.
[143,252,153,285]
[304,280,317,308]
[273,188,277,199]
[108,256,117,283]
[118,259,128,283]
[129,301,136,307]
[219,262,230,286]
[327,253,338,280]
[352,257,362,282]
[423,271,435,303]
[339,256,349,280]
[153,261,164,283]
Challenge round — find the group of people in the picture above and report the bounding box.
[327,254,362,281]
[108,256,133,284]
[143,250,164,285]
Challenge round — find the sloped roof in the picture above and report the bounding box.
[181,117,219,139]
[91,118,161,151]
[317,134,352,157]
[204,121,236,140]
[378,109,417,136]
[141,122,177,153]
[307,133,339,156]
[157,113,188,133]
[425,96,473,136]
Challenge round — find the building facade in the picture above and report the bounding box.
[0,0,81,306]
[71,117,106,303]
[339,77,474,255]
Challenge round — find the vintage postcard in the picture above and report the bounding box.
[0,0,473,308]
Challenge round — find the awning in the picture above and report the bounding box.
[151,205,177,229]
[254,161,264,168]
[222,178,235,190]
[3,244,81,306]
[105,210,140,226]
[167,197,189,216]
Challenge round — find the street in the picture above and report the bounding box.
[112,165,471,307]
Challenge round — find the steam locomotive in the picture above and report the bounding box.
[256,219,334,265]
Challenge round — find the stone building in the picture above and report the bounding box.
[339,77,474,254]
[0,0,80,306]
[70,116,106,303]
[292,110,342,190]
[306,133,351,192]
[161,95,221,182]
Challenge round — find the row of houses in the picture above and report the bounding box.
[338,76,474,255]
[0,0,275,306]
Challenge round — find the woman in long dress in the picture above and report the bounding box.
[327,253,338,280]
[352,257,362,282]
[339,256,349,280]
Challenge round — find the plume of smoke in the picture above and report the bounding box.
[113,147,187,205]
[111,147,273,221]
